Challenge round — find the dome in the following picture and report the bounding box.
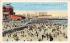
[3,4,13,9]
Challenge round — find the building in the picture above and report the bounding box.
[3,4,25,21]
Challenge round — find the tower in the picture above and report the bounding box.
[3,3,14,20]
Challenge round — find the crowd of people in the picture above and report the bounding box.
[3,19,67,41]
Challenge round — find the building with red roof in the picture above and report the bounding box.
[3,4,25,21]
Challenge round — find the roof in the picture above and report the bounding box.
[9,15,25,20]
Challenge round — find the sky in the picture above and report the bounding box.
[3,2,67,11]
